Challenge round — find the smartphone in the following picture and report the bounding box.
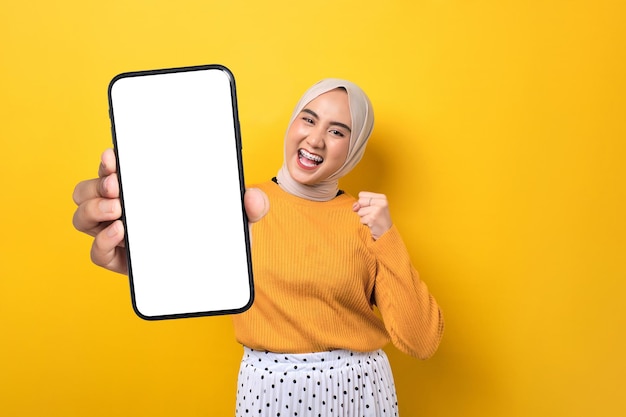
[108,64,253,320]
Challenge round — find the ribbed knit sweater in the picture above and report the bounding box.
[231,181,444,360]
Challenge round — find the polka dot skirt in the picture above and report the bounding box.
[235,347,399,417]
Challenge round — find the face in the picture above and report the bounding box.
[285,88,352,185]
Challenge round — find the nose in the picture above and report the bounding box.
[306,126,325,149]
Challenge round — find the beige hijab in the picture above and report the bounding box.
[275,78,375,201]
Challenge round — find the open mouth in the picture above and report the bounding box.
[298,149,323,167]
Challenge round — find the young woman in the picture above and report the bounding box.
[73,78,444,417]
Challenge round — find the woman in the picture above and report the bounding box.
[73,78,444,416]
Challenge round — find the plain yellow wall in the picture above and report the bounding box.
[1,1,624,416]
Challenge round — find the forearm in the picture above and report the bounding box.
[372,225,444,359]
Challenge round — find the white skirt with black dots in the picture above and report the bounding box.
[235,346,399,417]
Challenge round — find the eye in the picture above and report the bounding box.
[301,116,314,124]
[330,129,346,137]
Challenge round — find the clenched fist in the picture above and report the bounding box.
[352,191,393,240]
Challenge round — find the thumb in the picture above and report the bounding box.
[244,188,269,223]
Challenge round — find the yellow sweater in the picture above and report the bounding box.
[231,181,444,359]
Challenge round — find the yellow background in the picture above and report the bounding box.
[1,1,624,416]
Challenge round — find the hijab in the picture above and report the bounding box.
[275,78,375,201]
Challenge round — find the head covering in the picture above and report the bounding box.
[276,78,375,201]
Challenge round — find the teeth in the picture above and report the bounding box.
[300,149,323,162]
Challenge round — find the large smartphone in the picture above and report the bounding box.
[108,64,253,320]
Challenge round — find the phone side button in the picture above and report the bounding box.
[237,120,242,149]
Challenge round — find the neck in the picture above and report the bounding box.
[275,165,340,202]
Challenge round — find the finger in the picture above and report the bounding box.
[91,220,128,275]
[355,196,377,210]
[72,173,119,206]
[357,192,380,206]
[352,200,374,213]
[73,149,118,205]
[360,192,389,207]
[73,197,122,235]
[357,212,372,226]
[244,188,269,223]
[353,194,370,211]
[358,191,382,199]
[98,148,118,178]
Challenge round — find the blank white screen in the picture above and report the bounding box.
[109,67,252,319]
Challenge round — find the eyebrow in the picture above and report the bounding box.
[302,108,352,133]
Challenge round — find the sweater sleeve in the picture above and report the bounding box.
[370,225,444,359]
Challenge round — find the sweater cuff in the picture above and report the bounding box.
[371,225,409,258]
